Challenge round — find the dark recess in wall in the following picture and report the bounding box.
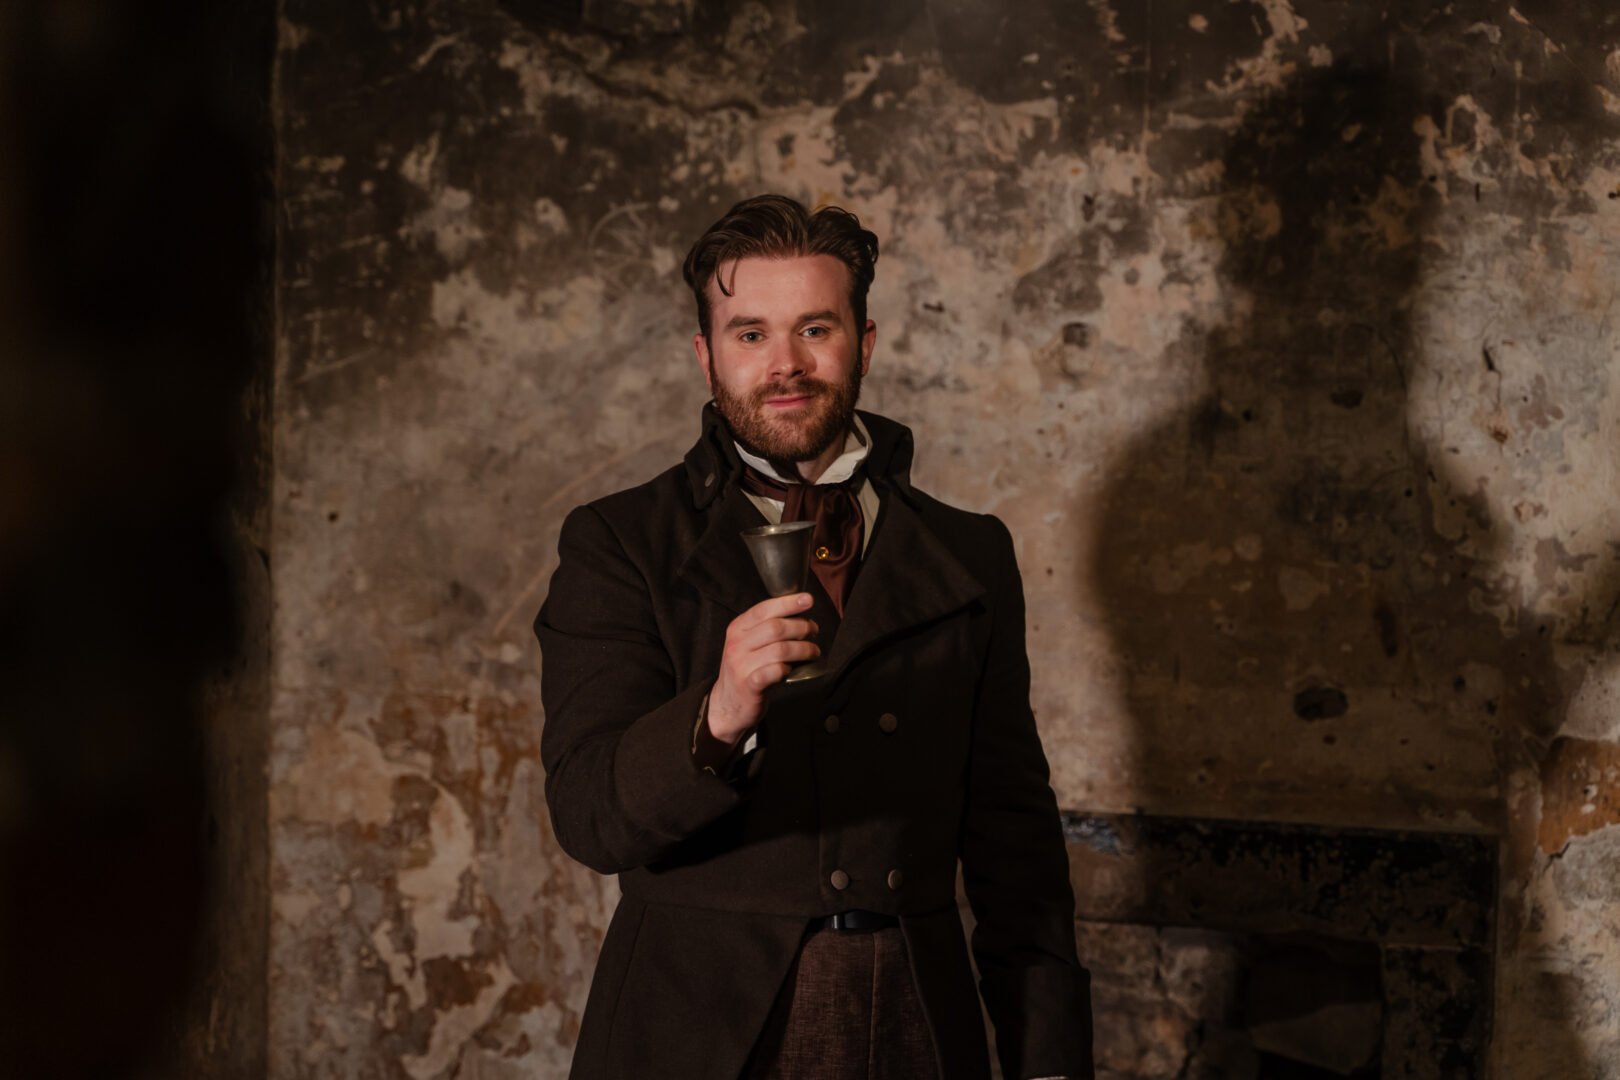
[0,1,274,1077]
[497,0,586,34]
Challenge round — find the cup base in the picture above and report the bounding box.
[783,660,830,683]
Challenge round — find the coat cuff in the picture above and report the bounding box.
[613,678,747,842]
[985,963,1095,1080]
[691,692,761,780]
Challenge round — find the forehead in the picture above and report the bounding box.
[706,254,853,319]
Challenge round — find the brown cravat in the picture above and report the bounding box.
[739,462,866,617]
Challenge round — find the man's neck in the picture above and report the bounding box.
[734,415,869,486]
[786,427,851,484]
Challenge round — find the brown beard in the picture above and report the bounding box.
[709,352,863,475]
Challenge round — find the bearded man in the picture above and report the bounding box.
[535,194,1094,1080]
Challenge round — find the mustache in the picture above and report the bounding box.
[753,380,829,402]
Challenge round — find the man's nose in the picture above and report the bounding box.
[765,337,811,381]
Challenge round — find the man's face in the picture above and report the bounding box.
[693,254,875,467]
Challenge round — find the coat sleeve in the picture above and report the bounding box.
[961,514,1095,1080]
[534,503,747,876]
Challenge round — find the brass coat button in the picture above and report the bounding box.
[830,869,850,890]
[887,869,904,890]
[824,713,840,733]
[878,712,899,734]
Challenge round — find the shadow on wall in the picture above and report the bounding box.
[0,2,272,1078]
[1083,55,1592,1078]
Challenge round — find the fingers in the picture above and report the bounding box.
[737,637,820,679]
[734,592,814,634]
[764,637,820,663]
[727,596,819,653]
[732,615,818,653]
[742,640,822,691]
[746,664,791,693]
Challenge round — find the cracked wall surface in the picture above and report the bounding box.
[272,1,1620,1076]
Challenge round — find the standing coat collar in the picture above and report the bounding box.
[677,402,984,684]
[682,401,921,511]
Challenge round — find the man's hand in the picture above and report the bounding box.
[707,592,819,743]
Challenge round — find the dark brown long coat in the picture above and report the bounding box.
[535,404,1094,1080]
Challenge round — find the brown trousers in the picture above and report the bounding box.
[741,926,941,1080]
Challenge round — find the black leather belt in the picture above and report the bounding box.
[813,909,899,932]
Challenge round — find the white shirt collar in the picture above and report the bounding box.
[734,412,872,487]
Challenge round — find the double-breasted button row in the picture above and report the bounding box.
[828,868,905,891]
[823,712,900,734]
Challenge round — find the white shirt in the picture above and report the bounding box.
[733,412,882,557]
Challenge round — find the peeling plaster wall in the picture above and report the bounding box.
[272,2,1620,1076]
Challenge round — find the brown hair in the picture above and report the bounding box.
[681,193,879,342]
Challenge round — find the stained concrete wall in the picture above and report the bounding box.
[271,1,1620,1076]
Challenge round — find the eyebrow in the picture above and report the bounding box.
[721,310,841,332]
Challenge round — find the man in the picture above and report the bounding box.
[535,194,1093,1079]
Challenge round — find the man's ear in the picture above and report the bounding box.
[693,332,713,392]
[859,319,876,376]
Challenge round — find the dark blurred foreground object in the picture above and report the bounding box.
[0,1,273,1077]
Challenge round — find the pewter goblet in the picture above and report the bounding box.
[741,520,827,683]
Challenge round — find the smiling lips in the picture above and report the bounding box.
[754,383,822,409]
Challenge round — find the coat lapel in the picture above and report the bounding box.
[818,484,985,680]
[676,484,772,616]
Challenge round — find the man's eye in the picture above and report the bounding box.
[739,331,763,343]
[802,325,827,338]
